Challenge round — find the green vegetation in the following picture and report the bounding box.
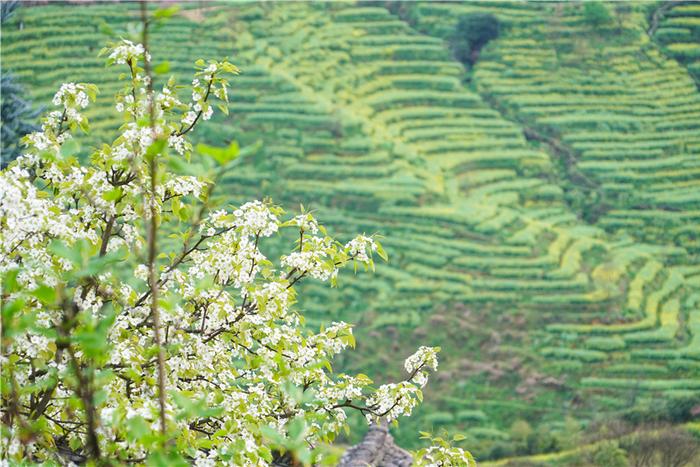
[652,3,700,86]
[582,2,614,30]
[450,13,500,66]
[2,1,699,463]
[0,0,39,166]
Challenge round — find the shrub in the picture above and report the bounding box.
[0,2,40,167]
[582,2,613,29]
[592,441,628,467]
[621,427,700,467]
[0,73,40,167]
[450,13,500,66]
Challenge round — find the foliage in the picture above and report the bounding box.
[620,427,700,467]
[591,440,628,467]
[414,431,475,466]
[0,73,41,167]
[450,13,500,65]
[0,0,40,167]
[651,3,700,86]
[0,0,19,22]
[0,33,472,466]
[582,2,613,29]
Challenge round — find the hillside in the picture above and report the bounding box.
[2,1,699,462]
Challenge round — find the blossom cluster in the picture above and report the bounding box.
[289,212,319,234]
[345,234,378,264]
[52,82,90,110]
[181,59,238,130]
[234,200,280,237]
[106,39,150,65]
[0,40,459,466]
[281,236,338,281]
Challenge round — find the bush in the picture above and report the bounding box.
[666,394,700,423]
[0,73,40,166]
[0,2,40,167]
[582,2,613,29]
[450,13,500,65]
[592,441,628,467]
[622,427,700,467]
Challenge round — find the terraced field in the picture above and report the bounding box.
[652,2,700,86]
[3,1,700,460]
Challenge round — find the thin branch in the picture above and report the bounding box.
[140,0,167,439]
[176,77,214,137]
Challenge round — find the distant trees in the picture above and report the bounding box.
[450,13,500,66]
[1,0,39,167]
[592,441,628,467]
[1,74,41,167]
[621,427,700,467]
[582,2,613,29]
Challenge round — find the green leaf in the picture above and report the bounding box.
[1,298,25,326]
[2,269,20,294]
[145,138,167,163]
[288,417,306,443]
[78,117,90,134]
[69,436,82,451]
[375,242,389,262]
[31,285,56,305]
[154,61,170,74]
[177,204,191,223]
[259,446,273,462]
[260,425,285,445]
[296,447,312,465]
[49,239,82,266]
[196,140,239,166]
[76,248,124,279]
[153,5,180,19]
[220,62,240,74]
[85,84,99,100]
[60,139,80,158]
[126,415,150,443]
[171,391,223,421]
[195,58,206,67]
[171,197,182,218]
[102,187,123,202]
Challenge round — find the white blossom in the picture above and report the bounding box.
[108,40,146,65]
[182,110,197,126]
[290,213,319,234]
[165,175,204,198]
[345,234,377,263]
[234,200,279,237]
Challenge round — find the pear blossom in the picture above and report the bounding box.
[106,39,148,65]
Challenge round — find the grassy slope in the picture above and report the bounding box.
[2,1,699,460]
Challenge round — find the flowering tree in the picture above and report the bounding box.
[0,15,473,466]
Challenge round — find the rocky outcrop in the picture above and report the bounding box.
[339,423,413,467]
